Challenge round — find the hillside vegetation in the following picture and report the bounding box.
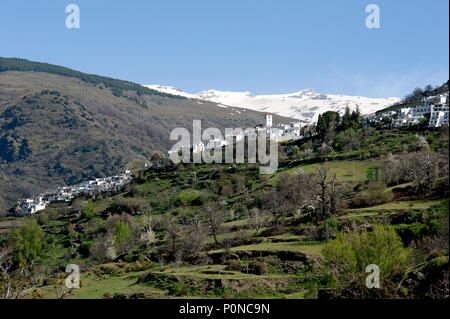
[0,57,293,213]
[1,120,448,299]
[0,57,175,99]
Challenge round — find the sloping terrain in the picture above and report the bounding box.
[0,58,294,213]
[0,127,447,299]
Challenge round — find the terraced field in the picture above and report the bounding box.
[209,241,323,257]
[279,159,383,182]
[347,200,441,212]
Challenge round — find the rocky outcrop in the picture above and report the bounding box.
[402,256,449,299]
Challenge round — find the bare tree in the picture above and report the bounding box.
[382,153,404,185]
[262,190,288,226]
[266,170,319,225]
[174,250,183,272]
[139,207,158,253]
[104,234,118,261]
[161,215,179,255]
[201,204,224,245]
[182,214,207,257]
[383,151,448,192]
[406,151,447,193]
[221,231,235,260]
[280,171,318,216]
[247,208,268,233]
[157,255,166,270]
[139,229,156,250]
[328,173,340,214]
[52,273,74,299]
[141,207,158,232]
[317,166,330,220]
[0,246,36,299]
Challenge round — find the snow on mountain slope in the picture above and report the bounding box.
[144,85,401,123]
[146,85,194,98]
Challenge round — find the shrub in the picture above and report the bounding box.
[108,196,147,215]
[81,200,94,220]
[225,259,243,271]
[426,248,447,261]
[319,217,339,240]
[395,222,430,245]
[78,241,93,257]
[114,220,132,248]
[9,219,45,263]
[322,224,409,291]
[349,182,393,208]
[335,128,361,151]
[37,213,49,225]
[248,260,267,275]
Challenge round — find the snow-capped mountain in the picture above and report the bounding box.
[145,85,401,123]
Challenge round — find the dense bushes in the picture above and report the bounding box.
[80,200,94,220]
[8,219,45,263]
[348,181,393,208]
[107,196,148,215]
[395,222,433,245]
[248,260,268,275]
[78,241,93,257]
[335,128,361,151]
[225,259,243,271]
[321,224,409,295]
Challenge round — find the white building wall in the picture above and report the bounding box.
[264,113,273,128]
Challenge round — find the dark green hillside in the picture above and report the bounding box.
[0,58,294,213]
[0,57,174,99]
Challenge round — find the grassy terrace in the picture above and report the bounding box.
[347,200,441,212]
[39,270,162,299]
[339,200,443,220]
[209,241,324,257]
[0,218,24,233]
[277,159,383,183]
[152,264,294,280]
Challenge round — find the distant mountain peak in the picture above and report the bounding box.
[144,84,401,123]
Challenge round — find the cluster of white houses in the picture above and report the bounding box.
[169,113,308,156]
[366,93,449,128]
[16,170,132,216]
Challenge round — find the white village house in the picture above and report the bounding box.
[365,92,449,129]
[168,113,307,157]
[16,170,132,216]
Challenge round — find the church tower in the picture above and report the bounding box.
[265,113,273,128]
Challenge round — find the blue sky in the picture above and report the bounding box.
[1,0,448,98]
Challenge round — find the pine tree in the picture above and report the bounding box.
[341,104,351,131]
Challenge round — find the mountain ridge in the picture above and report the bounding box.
[145,85,401,123]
